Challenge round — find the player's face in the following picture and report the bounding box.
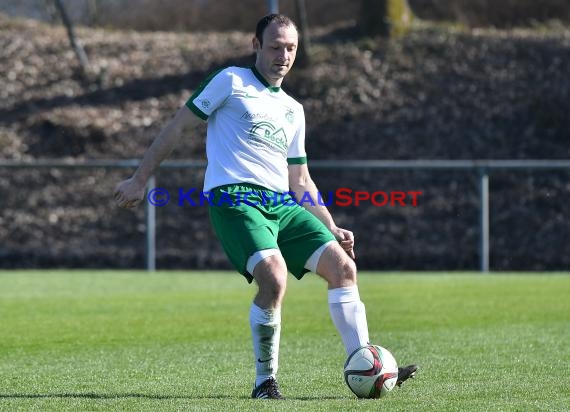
[253,22,298,86]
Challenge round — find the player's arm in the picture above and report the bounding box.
[114,105,199,209]
[288,163,355,258]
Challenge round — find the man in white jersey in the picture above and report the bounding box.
[114,14,417,399]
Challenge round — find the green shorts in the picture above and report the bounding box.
[208,183,336,283]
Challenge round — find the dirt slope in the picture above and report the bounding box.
[1,15,569,270]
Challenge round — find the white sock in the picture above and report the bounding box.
[328,286,370,355]
[250,303,281,387]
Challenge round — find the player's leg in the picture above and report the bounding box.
[308,242,370,356]
[309,242,419,386]
[208,185,286,398]
[277,204,418,387]
[250,252,288,309]
[275,204,369,356]
[249,252,287,399]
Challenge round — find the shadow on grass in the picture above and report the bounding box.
[0,393,231,400]
[291,396,348,401]
[0,393,350,401]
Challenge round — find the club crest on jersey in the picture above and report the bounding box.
[285,108,295,124]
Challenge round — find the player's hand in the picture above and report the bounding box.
[114,177,146,209]
[333,227,355,259]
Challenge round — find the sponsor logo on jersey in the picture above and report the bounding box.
[241,111,276,122]
[248,121,288,155]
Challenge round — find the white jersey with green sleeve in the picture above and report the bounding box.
[185,66,307,193]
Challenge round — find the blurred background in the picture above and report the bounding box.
[1,0,569,271]
[3,0,570,30]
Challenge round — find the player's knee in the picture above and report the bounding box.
[339,257,357,285]
[253,256,288,305]
[269,275,287,298]
[327,256,357,288]
[257,272,287,305]
[315,244,358,288]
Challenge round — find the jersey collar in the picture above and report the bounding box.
[251,66,281,93]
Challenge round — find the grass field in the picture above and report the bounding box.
[0,271,569,411]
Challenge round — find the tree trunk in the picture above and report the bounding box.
[87,0,99,27]
[266,0,279,14]
[295,0,311,67]
[52,0,91,78]
[359,0,413,37]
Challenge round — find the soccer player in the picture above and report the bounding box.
[114,13,417,399]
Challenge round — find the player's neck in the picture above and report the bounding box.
[253,64,283,88]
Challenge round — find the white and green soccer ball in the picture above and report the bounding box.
[343,344,399,399]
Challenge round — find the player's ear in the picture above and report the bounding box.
[252,36,261,53]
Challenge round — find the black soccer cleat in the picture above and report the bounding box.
[396,364,418,387]
[251,377,285,399]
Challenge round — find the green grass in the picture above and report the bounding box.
[0,271,569,411]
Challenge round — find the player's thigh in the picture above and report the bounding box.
[277,205,336,279]
[209,203,278,281]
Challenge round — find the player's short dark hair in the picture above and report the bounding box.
[255,14,298,46]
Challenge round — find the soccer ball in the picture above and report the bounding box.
[343,344,399,399]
